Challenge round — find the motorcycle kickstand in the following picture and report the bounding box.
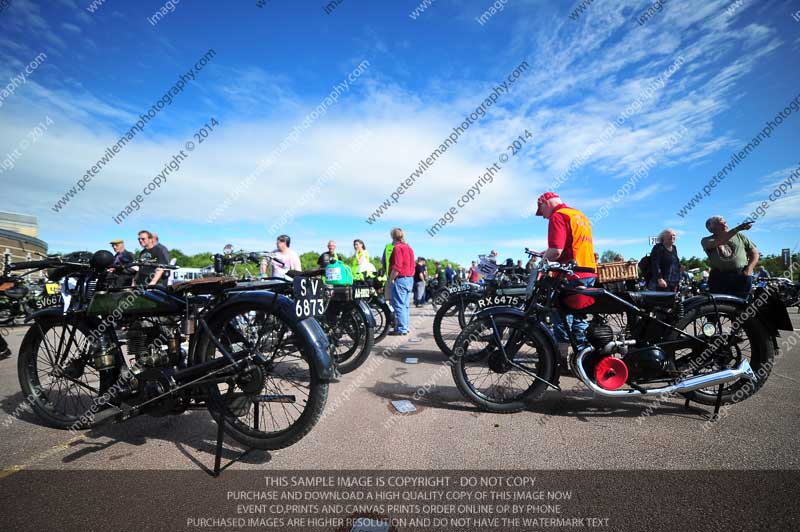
[684,384,725,420]
[712,383,724,421]
[211,414,256,477]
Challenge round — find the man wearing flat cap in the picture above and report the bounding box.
[109,239,135,287]
[535,191,598,359]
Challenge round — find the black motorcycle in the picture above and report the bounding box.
[1,256,68,326]
[433,258,526,358]
[451,249,792,415]
[213,251,376,374]
[357,277,395,344]
[10,251,335,453]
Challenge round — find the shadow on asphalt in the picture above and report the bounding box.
[0,399,272,473]
[366,376,714,423]
[0,391,45,425]
[66,412,272,473]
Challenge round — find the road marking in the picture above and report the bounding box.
[0,435,85,479]
[773,373,800,384]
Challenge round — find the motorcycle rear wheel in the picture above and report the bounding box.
[672,302,774,406]
[451,315,556,413]
[323,304,374,374]
[368,298,394,344]
[195,303,328,451]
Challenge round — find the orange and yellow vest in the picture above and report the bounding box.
[557,207,597,270]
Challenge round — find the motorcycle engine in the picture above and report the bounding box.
[586,318,614,350]
[623,346,676,382]
[126,320,174,368]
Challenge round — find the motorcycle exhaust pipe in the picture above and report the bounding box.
[574,346,757,398]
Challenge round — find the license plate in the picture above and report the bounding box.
[353,287,371,299]
[477,295,522,309]
[45,282,61,295]
[293,277,325,319]
[32,294,64,311]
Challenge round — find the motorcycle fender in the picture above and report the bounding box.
[684,293,793,334]
[206,290,336,382]
[357,300,376,329]
[24,306,64,323]
[683,294,747,313]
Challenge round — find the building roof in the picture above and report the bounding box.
[0,211,38,226]
[0,228,48,252]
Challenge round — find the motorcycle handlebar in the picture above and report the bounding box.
[129,260,179,270]
[8,259,61,271]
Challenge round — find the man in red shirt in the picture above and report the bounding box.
[386,227,415,335]
[468,261,481,283]
[535,191,598,355]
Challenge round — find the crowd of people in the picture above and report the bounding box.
[90,190,769,345]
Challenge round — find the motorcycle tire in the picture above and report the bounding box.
[672,302,775,406]
[369,298,394,344]
[195,302,329,451]
[325,304,374,374]
[451,315,556,413]
[433,293,482,358]
[18,317,118,429]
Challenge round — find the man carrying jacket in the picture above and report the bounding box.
[535,191,598,357]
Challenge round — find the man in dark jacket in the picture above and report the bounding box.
[109,239,135,287]
[136,230,170,286]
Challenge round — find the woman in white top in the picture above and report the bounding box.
[260,234,301,278]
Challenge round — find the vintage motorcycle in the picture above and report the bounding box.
[0,269,63,325]
[10,251,335,453]
[450,249,792,415]
[357,277,395,344]
[212,251,376,374]
[433,257,526,358]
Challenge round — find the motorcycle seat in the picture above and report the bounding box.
[169,276,237,295]
[1,285,29,299]
[625,290,676,308]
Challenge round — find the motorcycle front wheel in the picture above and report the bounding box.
[433,294,481,358]
[195,303,329,451]
[18,317,117,429]
[451,315,556,413]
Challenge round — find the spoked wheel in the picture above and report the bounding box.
[433,294,481,358]
[196,304,328,450]
[671,302,774,406]
[18,317,115,429]
[451,315,556,413]
[368,298,394,344]
[322,304,374,374]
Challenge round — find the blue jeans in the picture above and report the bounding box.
[552,276,596,350]
[391,276,414,333]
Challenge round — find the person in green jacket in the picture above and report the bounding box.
[351,239,376,281]
[378,242,394,283]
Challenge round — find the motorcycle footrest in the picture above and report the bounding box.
[91,406,123,425]
[253,394,296,403]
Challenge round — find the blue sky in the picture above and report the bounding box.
[1,0,798,266]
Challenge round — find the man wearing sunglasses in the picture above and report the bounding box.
[135,230,169,286]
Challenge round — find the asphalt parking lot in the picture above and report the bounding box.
[1,307,799,476]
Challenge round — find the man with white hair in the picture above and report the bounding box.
[701,216,758,297]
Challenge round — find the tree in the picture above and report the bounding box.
[600,250,622,263]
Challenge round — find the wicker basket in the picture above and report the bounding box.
[596,261,639,283]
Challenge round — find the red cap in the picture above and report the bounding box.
[535,192,560,216]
